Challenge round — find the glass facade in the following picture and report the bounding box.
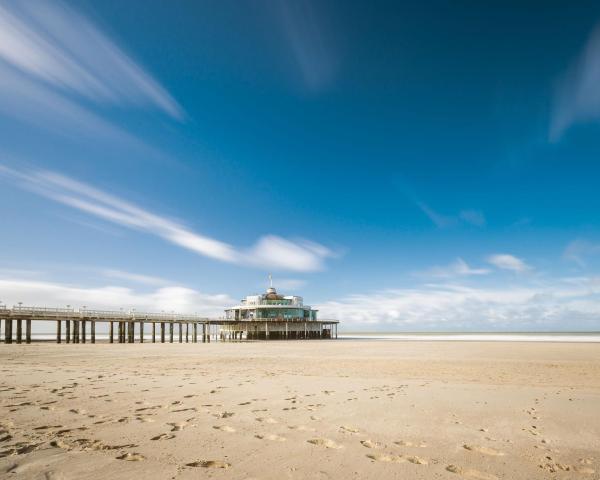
[225,287,318,321]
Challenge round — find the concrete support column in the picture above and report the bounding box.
[169,323,174,343]
[55,320,61,344]
[81,320,86,344]
[160,322,165,343]
[193,323,197,343]
[140,321,144,343]
[66,320,71,344]
[26,319,31,344]
[91,321,96,344]
[285,322,288,340]
[186,323,189,343]
[202,324,206,343]
[265,322,269,340]
[16,319,23,344]
[152,322,156,343]
[179,323,183,343]
[109,321,113,343]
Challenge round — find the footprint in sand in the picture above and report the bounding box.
[307,438,343,449]
[255,434,286,442]
[213,425,236,432]
[446,465,498,480]
[340,426,360,434]
[367,453,406,463]
[49,440,71,450]
[186,460,231,469]
[167,422,187,432]
[116,452,145,461]
[151,433,176,441]
[214,412,235,419]
[395,439,427,448]
[361,440,383,449]
[288,425,315,432]
[137,417,155,423]
[406,456,428,465]
[255,417,278,424]
[463,445,505,456]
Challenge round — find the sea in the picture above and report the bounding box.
[339,332,600,342]
[7,332,600,342]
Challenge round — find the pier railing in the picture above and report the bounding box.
[0,305,339,344]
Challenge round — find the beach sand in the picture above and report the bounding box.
[1,340,599,479]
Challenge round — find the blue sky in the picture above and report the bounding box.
[2,0,600,331]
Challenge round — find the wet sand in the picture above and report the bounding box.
[1,341,599,479]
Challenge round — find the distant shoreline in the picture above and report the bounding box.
[5,331,600,343]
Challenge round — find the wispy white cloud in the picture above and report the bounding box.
[417,202,486,229]
[271,0,337,91]
[551,23,600,140]
[0,165,336,272]
[266,277,307,291]
[0,278,232,316]
[419,258,490,278]
[459,209,486,227]
[563,238,600,267]
[0,66,145,145]
[487,253,531,273]
[317,278,600,330]
[102,269,170,287]
[0,1,183,120]
[417,202,457,228]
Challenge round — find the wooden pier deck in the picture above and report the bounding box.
[0,306,339,344]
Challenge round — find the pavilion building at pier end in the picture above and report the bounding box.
[223,285,338,340]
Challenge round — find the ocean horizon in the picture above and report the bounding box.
[12,331,600,342]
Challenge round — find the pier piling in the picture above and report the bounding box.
[4,319,11,344]
[16,319,22,344]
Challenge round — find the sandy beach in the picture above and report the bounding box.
[1,340,599,479]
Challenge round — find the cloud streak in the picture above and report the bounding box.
[271,0,338,91]
[0,165,336,272]
[0,1,184,120]
[417,202,486,229]
[0,277,232,316]
[486,254,531,273]
[551,22,600,140]
[419,258,490,278]
[317,278,600,330]
[563,239,600,267]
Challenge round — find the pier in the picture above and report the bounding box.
[0,305,339,344]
